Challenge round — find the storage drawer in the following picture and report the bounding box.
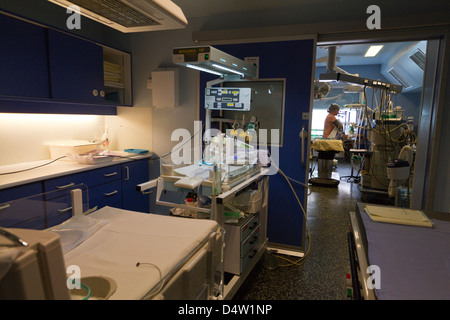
[241,225,261,258]
[44,164,121,193]
[0,197,45,229]
[0,183,45,229]
[89,180,122,210]
[45,193,73,228]
[45,192,89,228]
[224,212,261,275]
[241,247,259,274]
[241,212,260,242]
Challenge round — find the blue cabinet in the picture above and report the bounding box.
[44,188,89,228]
[44,164,122,192]
[0,159,153,229]
[0,182,45,229]
[0,14,50,99]
[122,159,150,213]
[47,29,106,104]
[43,164,123,227]
[0,12,132,115]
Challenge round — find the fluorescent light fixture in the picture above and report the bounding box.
[211,64,245,77]
[364,45,384,57]
[173,46,256,78]
[186,64,223,77]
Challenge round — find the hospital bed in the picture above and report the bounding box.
[348,202,450,300]
[0,185,224,300]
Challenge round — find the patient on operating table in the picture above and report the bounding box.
[323,103,344,139]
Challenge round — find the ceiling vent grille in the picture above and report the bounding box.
[68,0,160,27]
[409,49,426,70]
[388,67,412,89]
[47,0,187,32]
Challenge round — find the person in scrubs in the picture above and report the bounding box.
[323,103,343,139]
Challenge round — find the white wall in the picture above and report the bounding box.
[0,113,105,166]
[128,21,202,165]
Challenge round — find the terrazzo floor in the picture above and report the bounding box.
[232,160,365,300]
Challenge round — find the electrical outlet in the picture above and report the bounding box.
[302,112,310,120]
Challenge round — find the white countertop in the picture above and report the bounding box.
[0,152,153,190]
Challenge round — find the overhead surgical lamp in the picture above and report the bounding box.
[318,46,403,94]
[173,46,257,79]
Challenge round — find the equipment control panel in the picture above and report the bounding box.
[205,87,251,111]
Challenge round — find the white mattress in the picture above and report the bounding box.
[63,206,219,300]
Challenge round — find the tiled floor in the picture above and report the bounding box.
[233,161,363,300]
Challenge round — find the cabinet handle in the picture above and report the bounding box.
[104,172,118,177]
[249,236,258,244]
[93,89,98,96]
[0,204,11,211]
[58,206,72,213]
[248,250,257,259]
[104,190,118,196]
[84,206,98,215]
[100,90,105,98]
[124,166,130,181]
[56,182,75,189]
[249,221,258,230]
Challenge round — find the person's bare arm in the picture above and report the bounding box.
[332,119,342,128]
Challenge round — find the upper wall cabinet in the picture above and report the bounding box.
[0,12,132,114]
[48,29,106,104]
[0,14,50,99]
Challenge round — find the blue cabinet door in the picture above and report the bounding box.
[44,164,122,192]
[89,180,122,210]
[0,13,50,99]
[47,29,105,103]
[0,182,45,229]
[122,159,150,213]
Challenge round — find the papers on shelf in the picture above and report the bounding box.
[104,61,122,84]
[365,205,434,228]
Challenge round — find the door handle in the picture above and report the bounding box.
[299,125,308,166]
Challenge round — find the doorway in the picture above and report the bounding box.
[310,40,427,207]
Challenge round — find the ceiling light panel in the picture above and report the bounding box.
[364,45,384,57]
